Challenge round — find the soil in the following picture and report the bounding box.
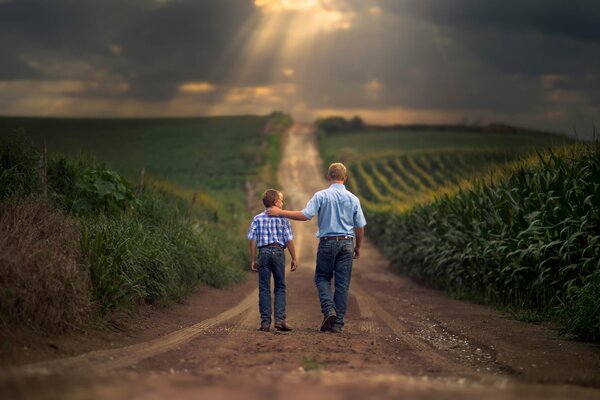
[1,123,599,400]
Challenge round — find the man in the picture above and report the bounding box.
[267,162,366,333]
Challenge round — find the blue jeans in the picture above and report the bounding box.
[257,247,286,325]
[315,239,354,329]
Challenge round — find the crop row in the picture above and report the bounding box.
[347,150,519,206]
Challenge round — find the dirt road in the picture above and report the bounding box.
[2,123,600,400]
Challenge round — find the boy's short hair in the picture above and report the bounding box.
[262,189,281,208]
[328,163,347,181]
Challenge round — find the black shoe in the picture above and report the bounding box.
[320,311,337,332]
[274,321,293,332]
[259,323,270,332]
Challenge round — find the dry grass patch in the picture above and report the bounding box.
[0,197,93,332]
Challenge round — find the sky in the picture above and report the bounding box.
[1,0,599,136]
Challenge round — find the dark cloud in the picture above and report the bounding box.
[381,0,600,44]
[0,0,258,99]
[296,11,544,114]
[377,1,600,78]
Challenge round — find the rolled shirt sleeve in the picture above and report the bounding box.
[353,200,367,228]
[301,193,320,220]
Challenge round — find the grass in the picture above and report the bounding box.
[0,112,292,330]
[0,197,92,332]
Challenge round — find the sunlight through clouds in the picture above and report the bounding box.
[255,0,318,12]
[254,0,355,31]
[213,0,358,116]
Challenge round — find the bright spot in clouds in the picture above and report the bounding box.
[179,81,216,93]
[226,86,273,103]
[254,0,319,12]
[365,79,382,91]
[254,0,354,30]
[282,68,295,78]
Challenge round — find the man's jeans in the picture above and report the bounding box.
[315,239,354,329]
[257,247,286,325]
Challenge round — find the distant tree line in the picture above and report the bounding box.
[315,116,366,133]
[316,115,563,138]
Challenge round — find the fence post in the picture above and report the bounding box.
[139,167,145,189]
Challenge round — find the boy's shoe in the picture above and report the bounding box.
[274,321,293,332]
[330,325,343,334]
[259,323,270,332]
[320,310,337,332]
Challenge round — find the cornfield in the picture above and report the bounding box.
[361,144,600,341]
[346,150,522,210]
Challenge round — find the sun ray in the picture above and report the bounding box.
[205,0,360,117]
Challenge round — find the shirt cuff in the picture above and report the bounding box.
[300,209,313,220]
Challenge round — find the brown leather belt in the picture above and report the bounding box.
[260,243,284,249]
[320,235,353,241]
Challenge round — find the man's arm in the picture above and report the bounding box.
[286,240,298,271]
[267,207,309,221]
[353,227,364,259]
[249,240,258,271]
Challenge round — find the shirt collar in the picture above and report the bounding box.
[330,183,346,190]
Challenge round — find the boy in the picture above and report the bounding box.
[247,189,298,332]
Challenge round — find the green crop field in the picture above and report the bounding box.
[0,116,276,201]
[320,128,571,165]
[319,127,573,210]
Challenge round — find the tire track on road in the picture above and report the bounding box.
[9,289,258,378]
[352,284,463,372]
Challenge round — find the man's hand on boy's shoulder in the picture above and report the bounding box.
[251,261,259,272]
[266,206,282,217]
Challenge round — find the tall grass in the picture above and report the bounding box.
[0,197,92,332]
[0,135,247,328]
[366,143,600,341]
[80,209,244,314]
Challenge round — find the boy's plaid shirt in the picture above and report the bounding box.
[247,211,293,248]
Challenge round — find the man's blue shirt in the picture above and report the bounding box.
[247,211,293,248]
[301,183,367,238]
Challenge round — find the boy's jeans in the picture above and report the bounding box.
[257,246,286,325]
[315,238,354,329]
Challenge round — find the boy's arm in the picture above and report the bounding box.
[353,227,364,260]
[267,207,308,221]
[286,240,298,271]
[249,240,258,271]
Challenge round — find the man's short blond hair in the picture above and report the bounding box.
[262,189,281,208]
[328,163,347,181]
